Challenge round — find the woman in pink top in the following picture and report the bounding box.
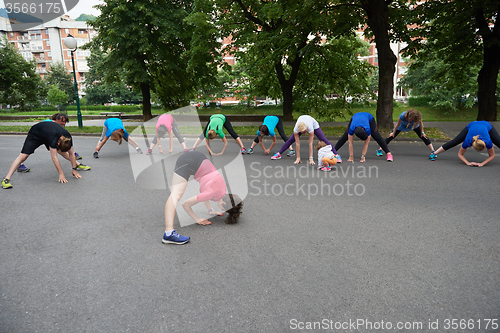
[162,151,243,245]
[147,114,188,154]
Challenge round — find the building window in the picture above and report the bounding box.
[65,28,69,34]
[47,51,52,58]
[78,29,87,34]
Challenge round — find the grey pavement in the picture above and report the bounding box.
[0,135,499,333]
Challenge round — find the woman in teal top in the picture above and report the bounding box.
[191,114,246,155]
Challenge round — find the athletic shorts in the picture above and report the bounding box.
[21,132,49,155]
[174,151,208,181]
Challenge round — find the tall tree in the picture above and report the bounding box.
[45,62,74,104]
[192,0,355,120]
[0,37,46,110]
[408,0,499,121]
[87,0,197,121]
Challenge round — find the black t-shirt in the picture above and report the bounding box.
[28,121,72,149]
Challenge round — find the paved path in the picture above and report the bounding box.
[0,136,499,332]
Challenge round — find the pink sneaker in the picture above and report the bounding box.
[321,166,331,171]
[271,152,281,160]
[387,153,393,162]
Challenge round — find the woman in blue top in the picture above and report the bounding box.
[430,121,500,166]
[376,109,435,156]
[246,115,295,156]
[93,118,143,158]
[335,112,393,162]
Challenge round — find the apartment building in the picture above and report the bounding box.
[0,15,96,97]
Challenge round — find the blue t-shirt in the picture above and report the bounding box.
[462,121,493,149]
[104,118,129,139]
[257,116,279,137]
[349,112,373,136]
[397,111,419,131]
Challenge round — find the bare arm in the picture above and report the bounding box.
[348,134,354,162]
[181,196,212,225]
[458,147,472,166]
[360,136,371,162]
[168,131,173,153]
[390,119,402,137]
[308,132,315,165]
[50,148,67,183]
[95,136,108,152]
[472,147,495,167]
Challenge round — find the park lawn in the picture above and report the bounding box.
[0,103,481,122]
[0,125,450,140]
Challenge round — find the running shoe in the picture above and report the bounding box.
[287,149,296,157]
[429,152,437,161]
[190,147,195,151]
[184,149,189,153]
[17,164,30,173]
[271,152,281,160]
[93,152,99,159]
[162,230,190,245]
[387,153,393,162]
[241,147,247,154]
[1,178,12,189]
[246,148,254,154]
[376,148,383,156]
[136,147,143,154]
[321,166,331,171]
[335,154,342,163]
[146,149,153,155]
[75,152,82,160]
[76,163,91,171]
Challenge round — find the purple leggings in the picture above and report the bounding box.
[278,128,338,155]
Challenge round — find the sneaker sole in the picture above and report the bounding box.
[17,170,30,173]
[77,168,91,171]
[162,239,189,245]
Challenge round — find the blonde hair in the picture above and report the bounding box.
[405,109,422,130]
[58,137,72,152]
[207,129,217,140]
[110,129,125,145]
[316,141,327,151]
[472,135,485,151]
[296,122,307,133]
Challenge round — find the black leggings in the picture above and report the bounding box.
[442,126,500,151]
[253,117,288,143]
[335,118,391,153]
[152,119,184,144]
[200,118,239,140]
[386,127,431,146]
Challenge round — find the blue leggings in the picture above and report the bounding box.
[278,128,338,155]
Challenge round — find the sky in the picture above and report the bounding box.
[0,0,102,19]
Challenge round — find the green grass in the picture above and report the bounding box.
[0,103,480,122]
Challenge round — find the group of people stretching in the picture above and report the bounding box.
[2,109,499,244]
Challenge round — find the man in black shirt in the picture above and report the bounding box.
[2,121,89,189]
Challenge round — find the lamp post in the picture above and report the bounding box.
[63,34,83,128]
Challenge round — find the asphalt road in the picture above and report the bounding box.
[0,135,499,333]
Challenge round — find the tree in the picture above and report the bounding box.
[408,0,499,120]
[45,62,74,104]
[47,85,69,110]
[192,0,362,120]
[84,49,142,105]
[399,44,481,110]
[75,14,96,22]
[0,37,46,110]
[87,0,197,121]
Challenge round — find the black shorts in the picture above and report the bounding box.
[21,132,49,155]
[174,151,208,180]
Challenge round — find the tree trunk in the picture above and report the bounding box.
[141,82,152,121]
[476,33,499,121]
[275,48,304,121]
[362,0,397,130]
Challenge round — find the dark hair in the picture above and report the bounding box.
[223,194,243,224]
[53,113,69,123]
[58,137,72,152]
[157,125,168,138]
[354,127,368,141]
[259,125,269,136]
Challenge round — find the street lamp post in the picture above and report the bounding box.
[63,34,83,128]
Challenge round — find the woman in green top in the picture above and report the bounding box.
[191,114,247,155]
